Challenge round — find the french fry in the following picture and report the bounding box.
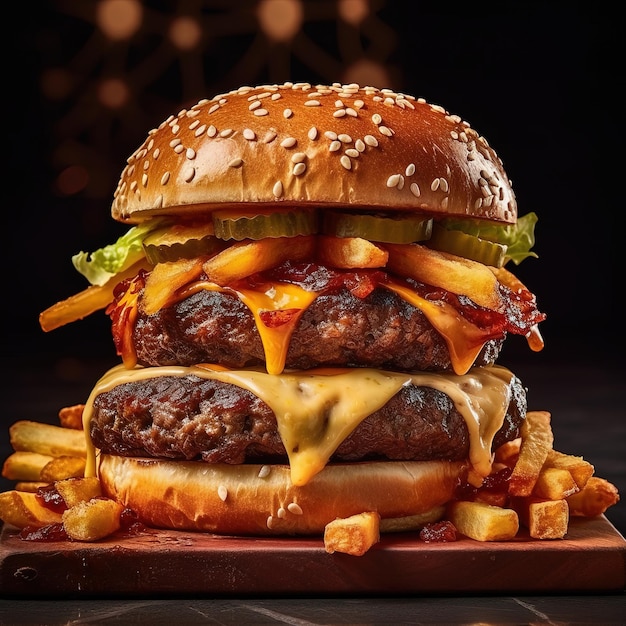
[544,450,594,490]
[15,482,49,493]
[324,512,380,556]
[317,235,388,268]
[2,451,55,481]
[512,497,569,539]
[509,411,553,497]
[58,404,85,430]
[0,490,63,529]
[494,438,521,467]
[10,420,86,458]
[202,235,315,285]
[566,477,620,517]
[40,456,86,482]
[532,467,579,500]
[142,257,206,315]
[447,500,519,541]
[385,243,502,310]
[62,498,123,541]
[55,476,102,508]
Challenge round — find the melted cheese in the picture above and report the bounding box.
[384,280,491,375]
[83,364,514,486]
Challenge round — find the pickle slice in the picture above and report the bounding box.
[427,224,507,267]
[322,211,433,244]
[213,209,318,241]
[143,222,225,264]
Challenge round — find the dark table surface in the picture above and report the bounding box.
[1,354,624,623]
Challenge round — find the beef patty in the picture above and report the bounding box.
[132,287,504,372]
[89,372,526,464]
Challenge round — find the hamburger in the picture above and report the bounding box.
[40,82,545,536]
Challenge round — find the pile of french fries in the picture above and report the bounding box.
[323,410,620,555]
[0,406,124,541]
[0,406,620,551]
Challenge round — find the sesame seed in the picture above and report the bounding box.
[287,502,303,515]
[160,172,170,186]
[220,129,234,138]
[324,131,338,140]
[329,140,341,152]
[379,125,393,137]
[372,113,382,125]
[291,152,306,163]
[355,139,365,152]
[345,148,359,158]
[440,177,449,193]
[405,163,416,176]
[273,181,283,197]
[207,125,217,137]
[292,162,306,176]
[174,144,184,154]
[364,135,378,147]
[153,148,160,159]
[194,124,207,137]
[431,178,440,191]
[182,166,195,182]
[346,107,358,117]
[308,126,318,140]
[186,147,196,160]
[254,108,269,116]
[228,158,243,168]
[284,108,293,119]
[243,128,256,140]
[258,465,271,478]
[267,515,274,529]
[334,99,344,107]
[263,130,277,143]
[410,182,421,197]
[387,174,402,188]
[304,100,321,107]
[208,104,220,114]
[171,124,180,134]
[338,134,352,143]
[143,160,150,171]
[141,173,148,187]
[281,137,297,148]
[441,197,449,210]
[277,507,287,519]
[333,109,346,118]
[152,194,163,209]
[169,138,182,148]
[217,485,228,501]
[340,155,352,170]
[249,100,262,110]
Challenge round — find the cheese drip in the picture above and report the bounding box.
[178,277,493,376]
[83,364,514,486]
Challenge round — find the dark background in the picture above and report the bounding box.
[3,3,623,532]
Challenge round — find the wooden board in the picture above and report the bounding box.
[1,516,624,597]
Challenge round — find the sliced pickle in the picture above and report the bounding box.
[213,209,318,241]
[427,223,507,267]
[322,211,433,244]
[143,222,224,264]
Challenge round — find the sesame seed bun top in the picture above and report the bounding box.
[111,82,517,225]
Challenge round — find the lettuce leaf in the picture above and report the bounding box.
[441,212,539,266]
[72,221,160,286]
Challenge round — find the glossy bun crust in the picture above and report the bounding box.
[112,82,516,224]
[98,455,467,536]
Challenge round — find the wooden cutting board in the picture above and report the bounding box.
[1,516,624,596]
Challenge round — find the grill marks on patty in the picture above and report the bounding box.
[133,287,503,372]
[89,373,526,464]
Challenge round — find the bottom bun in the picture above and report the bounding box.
[98,454,468,536]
